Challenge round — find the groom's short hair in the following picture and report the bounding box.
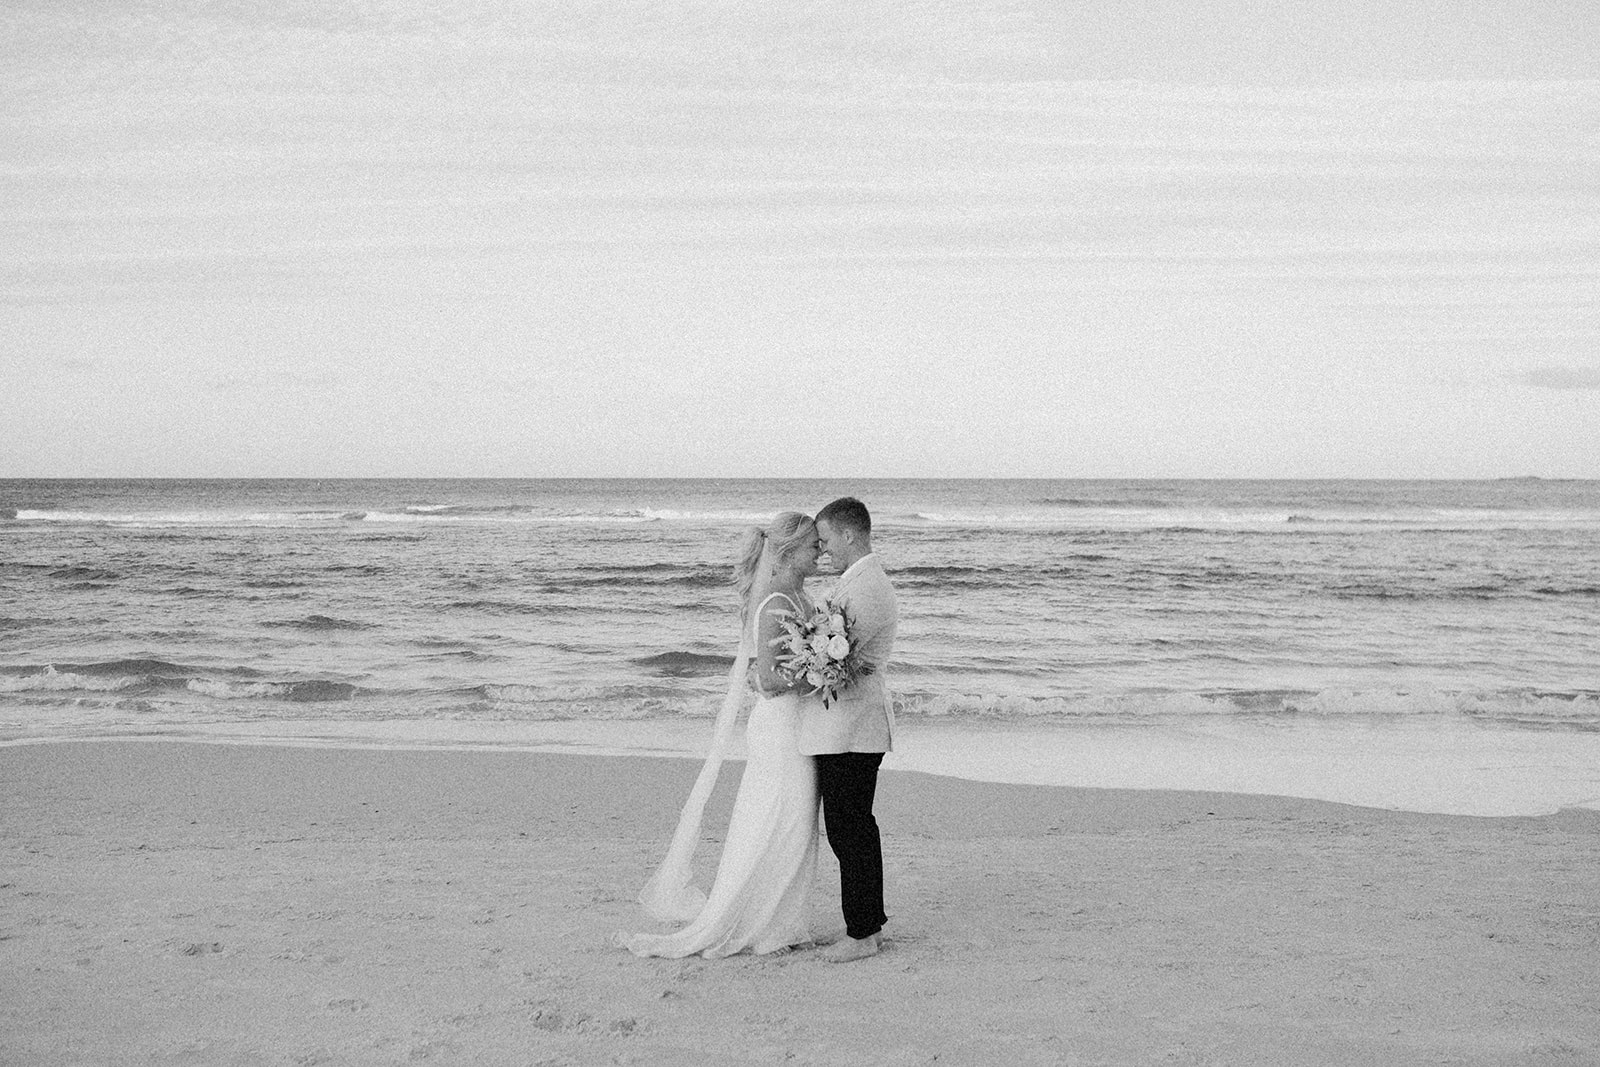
[816,497,871,536]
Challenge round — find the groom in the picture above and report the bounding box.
[806,497,897,963]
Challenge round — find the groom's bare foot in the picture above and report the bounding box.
[820,932,881,963]
[813,927,848,946]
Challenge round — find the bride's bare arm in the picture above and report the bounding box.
[753,598,810,695]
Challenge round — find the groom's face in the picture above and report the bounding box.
[816,519,848,573]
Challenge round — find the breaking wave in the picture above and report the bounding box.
[895,687,1600,730]
[0,660,366,703]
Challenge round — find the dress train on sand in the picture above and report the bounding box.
[627,594,819,958]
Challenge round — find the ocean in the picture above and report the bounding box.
[3,478,1598,815]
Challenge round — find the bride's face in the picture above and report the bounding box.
[797,528,822,577]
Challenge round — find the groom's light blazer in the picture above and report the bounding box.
[798,552,897,756]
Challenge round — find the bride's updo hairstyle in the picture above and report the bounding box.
[733,511,816,609]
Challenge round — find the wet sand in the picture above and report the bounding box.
[3,740,1598,1066]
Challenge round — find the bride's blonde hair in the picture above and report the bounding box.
[733,511,816,611]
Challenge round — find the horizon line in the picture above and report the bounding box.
[0,474,1591,484]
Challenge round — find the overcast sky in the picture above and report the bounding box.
[4,0,1597,478]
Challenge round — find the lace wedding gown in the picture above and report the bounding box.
[627,592,820,958]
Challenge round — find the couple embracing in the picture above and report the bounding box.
[626,497,897,963]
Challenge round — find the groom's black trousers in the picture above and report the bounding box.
[815,751,887,940]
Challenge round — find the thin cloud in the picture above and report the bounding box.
[1519,365,1600,391]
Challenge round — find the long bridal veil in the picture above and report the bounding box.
[637,643,751,922]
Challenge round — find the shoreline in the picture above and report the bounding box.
[4,739,1599,1066]
[5,712,1599,817]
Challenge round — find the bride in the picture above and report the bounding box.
[626,512,824,958]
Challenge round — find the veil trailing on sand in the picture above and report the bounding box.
[637,639,752,922]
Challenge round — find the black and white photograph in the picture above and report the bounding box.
[4,1,1599,1063]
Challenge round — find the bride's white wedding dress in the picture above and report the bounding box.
[627,592,820,958]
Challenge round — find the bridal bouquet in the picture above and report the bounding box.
[771,602,874,707]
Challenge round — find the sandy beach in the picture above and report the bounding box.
[3,740,1598,1066]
